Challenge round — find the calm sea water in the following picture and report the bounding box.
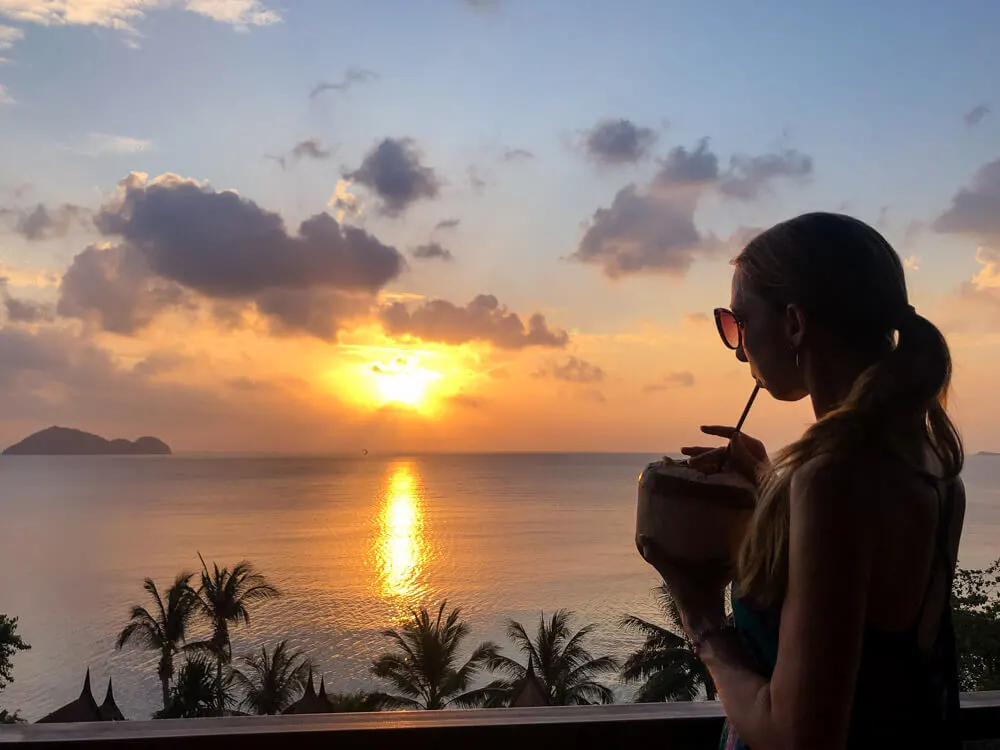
[2,452,999,721]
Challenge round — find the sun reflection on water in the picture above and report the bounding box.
[375,463,428,601]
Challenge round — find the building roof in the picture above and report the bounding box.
[100,678,126,721]
[282,669,332,715]
[510,660,550,708]
[36,670,104,724]
[36,670,128,724]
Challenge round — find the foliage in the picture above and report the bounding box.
[0,614,30,693]
[154,656,235,719]
[192,554,280,709]
[0,614,30,722]
[193,554,281,664]
[953,557,1000,692]
[115,573,197,709]
[230,640,311,715]
[327,690,394,712]
[483,609,619,706]
[371,601,500,709]
[619,586,716,702]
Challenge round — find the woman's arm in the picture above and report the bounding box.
[690,455,875,749]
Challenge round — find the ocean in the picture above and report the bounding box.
[1,452,999,721]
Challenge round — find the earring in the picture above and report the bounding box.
[795,350,800,370]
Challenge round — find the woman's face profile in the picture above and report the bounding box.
[730,271,808,403]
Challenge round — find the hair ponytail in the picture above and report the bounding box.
[734,213,964,605]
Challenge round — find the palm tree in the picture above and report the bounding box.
[327,690,393,713]
[115,573,197,710]
[194,554,281,708]
[370,601,500,709]
[155,655,236,719]
[619,586,716,702]
[484,609,619,706]
[230,640,311,715]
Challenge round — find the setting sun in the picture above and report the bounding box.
[372,357,441,408]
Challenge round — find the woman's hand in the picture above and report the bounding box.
[681,425,769,485]
[636,535,729,637]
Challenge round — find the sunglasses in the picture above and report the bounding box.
[714,308,744,350]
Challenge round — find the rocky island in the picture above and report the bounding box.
[2,427,172,456]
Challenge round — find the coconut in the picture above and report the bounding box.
[636,456,756,573]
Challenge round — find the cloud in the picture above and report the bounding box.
[76,133,151,156]
[380,294,569,349]
[267,140,333,170]
[0,261,58,288]
[462,0,501,10]
[1,203,89,240]
[467,165,487,193]
[309,67,378,99]
[642,371,695,393]
[0,0,280,34]
[572,180,718,278]
[903,255,920,271]
[683,312,710,325]
[573,138,812,278]
[0,279,54,323]
[0,83,13,104]
[657,138,720,184]
[346,138,441,217]
[291,138,332,161]
[583,118,658,165]
[965,103,991,127]
[411,242,453,262]
[57,243,187,334]
[4,296,55,323]
[58,172,406,339]
[972,247,1000,290]
[718,149,813,200]
[0,23,22,48]
[0,325,352,453]
[501,147,534,162]
[534,356,605,384]
[933,159,1000,243]
[434,218,461,231]
[449,393,489,409]
[327,179,360,223]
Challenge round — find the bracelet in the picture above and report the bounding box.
[690,620,737,658]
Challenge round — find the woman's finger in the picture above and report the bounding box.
[688,448,727,472]
[680,446,715,457]
[701,425,737,438]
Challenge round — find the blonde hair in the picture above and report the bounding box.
[734,213,963,605]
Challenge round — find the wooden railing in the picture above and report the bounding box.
[3,692,1000,749]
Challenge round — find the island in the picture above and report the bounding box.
[2,427,172,456]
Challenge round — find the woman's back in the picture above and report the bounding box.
[728,459,966,749]
[850,461,965,745]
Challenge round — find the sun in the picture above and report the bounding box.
[372,357,441,408]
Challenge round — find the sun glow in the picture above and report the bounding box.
[372,356,441,408]
[374,463,428,600]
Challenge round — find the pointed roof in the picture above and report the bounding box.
[99,677,126,721]
[282,669,332,715]
[36,669,105,723]
[510,659,549,708]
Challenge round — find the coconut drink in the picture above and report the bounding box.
[636,456,756,574]
[636,383,761,576]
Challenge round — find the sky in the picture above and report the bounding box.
[0,0,998,454]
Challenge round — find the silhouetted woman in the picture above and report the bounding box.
[639,212,965,749]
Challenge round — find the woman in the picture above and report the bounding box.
[637,212,966,749]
